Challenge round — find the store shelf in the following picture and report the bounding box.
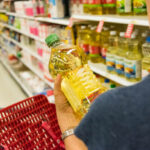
[2,34,43,62]
[88,61,138,86]
[0,10,6,13]
[72,14,149,26]
[0,58,33,97]
[0,22,44,42]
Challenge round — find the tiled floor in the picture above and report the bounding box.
[0,62,27,108]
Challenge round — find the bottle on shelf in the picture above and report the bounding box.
[89,26,101,63]
[142,36,150,78]
[102,78,110,89]
[106,31,118,73]
[115,32,127,76]
[110,83,116,89]
[124,34,142,81]
[45,34,104,118]
[133,0,147,15]
[102,0,116,14]
[117,0,133,15]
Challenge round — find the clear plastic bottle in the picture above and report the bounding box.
[115,32,127,76]
[124,34,142,81]
[102,0,116,14]
[142,37,150,78]
[46,34,103,118]
[117,0,133,15]
[106,31,118,73]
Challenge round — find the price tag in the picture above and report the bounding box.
[68,18,74,28]
[96,20,104,33]
[125,24,134,38]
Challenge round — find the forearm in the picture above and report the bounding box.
[64,135,88,150]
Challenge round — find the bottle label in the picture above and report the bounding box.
[124,59,142,79]
[80,43,89,53]
[133,0,147,14]
[115,55,124,75]
[117,0,132,13]
[103,0,116,7]
[89,45,100,54]
[106,53,116,71]
[89,0,102,4]
[101,47,107,59]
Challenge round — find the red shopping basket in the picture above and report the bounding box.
[0,95,65,150]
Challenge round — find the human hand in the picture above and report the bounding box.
[54,74,80,133]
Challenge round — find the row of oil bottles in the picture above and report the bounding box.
[76,24,150,82]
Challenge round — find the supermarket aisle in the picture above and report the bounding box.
[0,62,27,108]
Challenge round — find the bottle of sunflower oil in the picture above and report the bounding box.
[106,31,118,73]
[115,32,128,76]
[46,34,104,118]
[142,37,150,78]
[117,0,133,15]
[100,27,110,63]
[89,26,102,63]
[124,34,142,81]
[102,0,116,14]
[83,0,90,14]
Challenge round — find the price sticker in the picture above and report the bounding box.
[68,18,74,28]
[125,24,134,38]
[96,20,104,33]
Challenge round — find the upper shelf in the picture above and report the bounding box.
[72,14,149,26]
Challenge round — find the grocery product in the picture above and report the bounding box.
[117,0,133,15]
[89,26,101,63]
[124,34,142,81]
[102,78,110,89]
[45,34,104,117]
[142,37,150,78]
[102,0,116,14]
[106,31,118,73]
[115,32,127,76]
[133,0,147,15]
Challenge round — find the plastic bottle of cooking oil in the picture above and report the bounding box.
[117,0,133,15]
[102,0,116,14]
[115,32,128,76]
[89,1,103,15]
[106,31,118,73]
[142,37,150,78]
[45,34,104,118]
[100,27,110,63]
[133,0,147,15]
[124,34,142,81]
[89,26,102,63]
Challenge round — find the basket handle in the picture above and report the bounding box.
[42,122,65,149]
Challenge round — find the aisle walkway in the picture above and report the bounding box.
[0,62,27,108]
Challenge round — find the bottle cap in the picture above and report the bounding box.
[45,34,60,47]
[110,84,116,89]
[104,79,110,83]
[17,52,22,58]
[146,36,150,43]
[110,31,117,36]
[120,32,125,37]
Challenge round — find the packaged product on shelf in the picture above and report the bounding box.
[117,0,133,15]
[106,31,118,73]
[14,1,26,15]
[45,34,106,118]
[115,32,127,76]
[70,0,83,15]
[133,0,147,15]
[48,0,65,18]
[14,17,21,29]
[124,34,142,81]
[142,37,150,78]
[102,0,116,14]
[89,26,101,63]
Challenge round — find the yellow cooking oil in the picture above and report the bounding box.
[45,34,104,118]
[124,34,142,81]
[115,32,128,76]
[102,0,116,14]
[142,37,150,78]
[100,27,110,63]
[89,26,102,63]
[106,31,118,73]
[117,0,133,15]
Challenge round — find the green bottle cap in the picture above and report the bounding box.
[45,34,60,47]
[17,52,22,58]
[110,84,116,89]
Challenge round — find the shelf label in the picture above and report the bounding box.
[68,18,74,28]
[96,20,104,33]
[125,24,134,38]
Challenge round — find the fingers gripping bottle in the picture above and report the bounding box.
[45,34,102,118]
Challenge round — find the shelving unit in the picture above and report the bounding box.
[0,58,33,97]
